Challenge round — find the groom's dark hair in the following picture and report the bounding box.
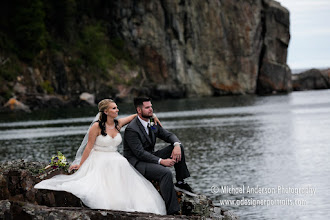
[134,97,151,109]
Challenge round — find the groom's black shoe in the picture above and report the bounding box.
[174,182,195,196]
[172,211,181,215]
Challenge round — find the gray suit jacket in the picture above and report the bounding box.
[123,117,180,171]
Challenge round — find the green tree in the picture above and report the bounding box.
[12,0,47,61]
[44,0,76,42]
[78,23,115,71]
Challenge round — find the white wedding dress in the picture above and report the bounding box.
[34,133,166,215]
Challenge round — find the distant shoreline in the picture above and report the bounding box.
[291,67,330,74]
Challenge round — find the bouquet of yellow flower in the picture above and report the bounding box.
[45,151,69,170]
[38,151,70,179]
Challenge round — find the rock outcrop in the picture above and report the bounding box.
[0,160,81,207]
[292,68,330,91]
[257,0,291,94]
[0,160,239,219]
[0,200,189,220]
[3,98,31,112]
[110,0,291,96]
[1,0,291,110]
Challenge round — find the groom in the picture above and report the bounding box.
[123,97,192,215]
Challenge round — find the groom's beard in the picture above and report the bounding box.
[141,112,152,120]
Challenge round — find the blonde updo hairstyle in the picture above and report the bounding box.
[98,99,119,136]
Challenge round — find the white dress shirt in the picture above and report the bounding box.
[137,116,150,134]
[138,116,161,164]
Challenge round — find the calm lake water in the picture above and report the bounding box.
[1,90,330,219]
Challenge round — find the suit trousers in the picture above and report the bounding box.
[154,144,190,181]
[134,144,190,215]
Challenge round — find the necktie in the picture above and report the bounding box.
[147,123,153,140]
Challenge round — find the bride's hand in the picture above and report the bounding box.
[153,113,162,127]
[69,164,80,171]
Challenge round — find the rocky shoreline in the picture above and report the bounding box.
[292,68,330,91]
[2,67,329,113]
[1,0,293,111]
[1,92,96,113]
[0,160,238,219]
[2,0,328,114]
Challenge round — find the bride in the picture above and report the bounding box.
[34,99,167,215]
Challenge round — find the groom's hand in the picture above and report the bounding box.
[160,158,176,167]
[171,145,182,163]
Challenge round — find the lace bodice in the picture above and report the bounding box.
[93,133,122,152]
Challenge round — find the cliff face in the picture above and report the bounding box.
[1,0,291,109]
[257,0,291,94]
[109,0,291,96]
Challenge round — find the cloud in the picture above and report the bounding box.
[294,28,330,36]
[289,60,330,69]
[276,0,330,69]
[278,0,330,12]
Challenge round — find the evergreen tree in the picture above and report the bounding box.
[12,0,47,61]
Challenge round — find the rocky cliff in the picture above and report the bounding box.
[110,0,291,97]
[0,0,291,110]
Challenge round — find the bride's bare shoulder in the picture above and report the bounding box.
[91,121,100,128]
[90,122,101,134]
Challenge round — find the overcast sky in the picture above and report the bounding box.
[275,0,330,70]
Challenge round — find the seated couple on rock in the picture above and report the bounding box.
[35,97,193,215]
